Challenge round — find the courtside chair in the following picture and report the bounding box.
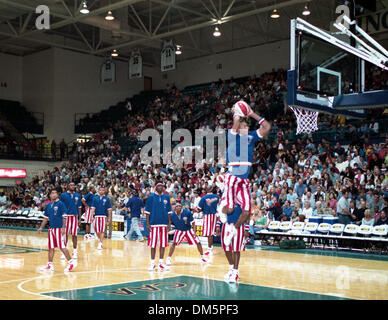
[329,223,345,250]
[317,223,331,249]
[371,225,388,254]
[358,225,373,253]
[290,221,305,235]
[279,221,292,232]
[303,222,318,247]
[267,221,280,245]
[343,224,359,252]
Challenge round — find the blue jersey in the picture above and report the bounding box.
[197,193,219,215]
[60,192,82,216]
[226,129,262,179]
[145,193,172,226]
[227,204,243,224]
[92,195,112,216]
[170,209,193,231]
[126,196,144,218]
[83,192,95,206]
[44,200,67,228]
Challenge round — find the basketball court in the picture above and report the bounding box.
[1,229,387,300]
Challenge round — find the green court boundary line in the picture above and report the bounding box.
[253,245,388,262]
[185,274,352,300]
[2,226,386,261]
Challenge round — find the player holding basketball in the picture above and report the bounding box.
[37,189,75,272]
[82,185,96,240]
[91,186,112,250]
[197,186,219,256]
[145,182,172,271]
[216,203,250,283]
[166,202,208,266]
[219,99,271,246]
[60,182,82,259]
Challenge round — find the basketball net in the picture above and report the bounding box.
[289,106,319,135]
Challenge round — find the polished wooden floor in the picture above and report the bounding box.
[0,229,387,300]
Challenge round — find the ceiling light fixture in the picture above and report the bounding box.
[176,45,182,55]
[270,9,280,19]
[302,4,311,16]
[111,49,118,57]
[80,0,89,14]
[213,26,221,37]
[105,10,115,21]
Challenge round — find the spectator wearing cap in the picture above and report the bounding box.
[123,190,145,241]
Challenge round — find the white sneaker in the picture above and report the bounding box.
[224,270,233,281]
[147,263,156,271]
[229,270,239,283]
[158,262,169,271]
[64,260,75,272]
[97,242,103,250]
[40,263,54,272]
[137,237,144,242]
[60,253,66,260]
[223,224,237,247]
[166,257,172,266]
[200,255,208,263]
[72,250,78,259]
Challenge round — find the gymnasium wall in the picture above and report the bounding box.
[161,39,290,89]
[0,53,23,101]
[22,48,162,142]
[1,38,289,142]
[0,159,65,186]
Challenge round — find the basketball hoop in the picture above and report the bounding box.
[289,106,319,135]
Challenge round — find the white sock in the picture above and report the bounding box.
[229,265,234,271]
[159,259,164,264]
[208,246,213,250]
[232,268,238,274]
[73,248,77,252]
[150,259,155,264]
[48,262,53,266]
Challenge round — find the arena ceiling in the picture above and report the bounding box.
[0,0,385,66]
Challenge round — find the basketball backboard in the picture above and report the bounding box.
[287,17,388,119]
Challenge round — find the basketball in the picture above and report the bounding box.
[232,100,250,118]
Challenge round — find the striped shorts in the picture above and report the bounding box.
[221,172,251,212]
[94,216,106,234]
[173,229,200,246]
[48,228,66,249]
[147,226,168,248]
[65,215,78,236]
[202,214,217,237]
[84,207,93,224]
[221,223,245,252]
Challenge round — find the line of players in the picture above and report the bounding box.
[37,100,271,284]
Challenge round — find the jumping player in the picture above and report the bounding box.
[60,182,82,259]
[145,182,172,271]
[216,203,250,283]
[91,186,112,250]
[82,185,96,240]
[166,202,208,266]
[197,186,219,256]
[220,100,271,245]
[37,189,75,272]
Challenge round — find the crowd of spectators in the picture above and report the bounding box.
[1,68,388,245]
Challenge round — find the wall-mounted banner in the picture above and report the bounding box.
[0,168,27,178]
[357,9,388,35]
[161,40,176,72]
[101,58,116,83]
[129,49,143,79]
